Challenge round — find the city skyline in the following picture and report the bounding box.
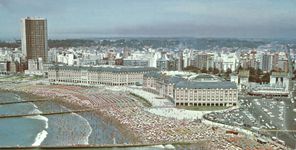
[0,0,296,39]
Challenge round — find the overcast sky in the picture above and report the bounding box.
[0,0,296,39]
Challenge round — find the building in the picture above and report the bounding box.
[231,70,250,91]
[24,58,44,75]
[221,53,239,72]
[177,50,184,71]
[277,52,288,72]
[48,65,158,86]
[248,83,288,97]
[270,72,289,91]
[156,52,177,71]
[174,81,237,107]
[0,61,8,75]
[7,61,18,73]
[240,51,258,70]
[123,47,130,58]
[192,52,208,69]
[212,52,239,72]
[143,72,238,107]
[247,72,290,97]
[21,17,48,62]
[261,53,273,72]
[123,59,149,67]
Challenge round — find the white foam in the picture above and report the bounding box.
[57,106,92,144]
[150,145,165,149]
[25,114,49,146]
[27,115,49,129]
[32,104,38,108]
[48,105,92,144]
[15,94,22,101]
[72,113,92,144]
[32,130,48,146]
[29,103,42,114]
[26,103,49,146]
[30,109,42,114]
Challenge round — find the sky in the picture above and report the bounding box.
[0,0,296,39]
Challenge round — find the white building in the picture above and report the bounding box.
[220,53,239,71]
[48,65,158,86]
[270,72,289,91]
[230,70,250,91]
[0,61,8,75]
[25,58,44,75]
[144,72,238,107]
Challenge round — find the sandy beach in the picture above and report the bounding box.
[0,81,282,149]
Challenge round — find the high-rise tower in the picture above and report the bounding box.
[287,46,293,92]
[21,17,48,62]
[177,50,184,71]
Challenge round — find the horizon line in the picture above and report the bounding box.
[2,36,296,41]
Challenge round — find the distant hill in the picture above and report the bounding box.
[1,38,293,50]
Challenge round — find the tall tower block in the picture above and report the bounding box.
[21,17,48,62]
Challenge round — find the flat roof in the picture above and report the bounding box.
[176,81,237,89]
[49,65,158,73]
[22,17,46,20]
[145,71,236,89]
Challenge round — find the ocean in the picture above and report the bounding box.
[0,91,128,147]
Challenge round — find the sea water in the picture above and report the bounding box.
[0,92,48,146]
[0,91,128,147]
[0,92,91,146]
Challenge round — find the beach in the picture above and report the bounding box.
[0,80,283,149]
[0,88,130,147]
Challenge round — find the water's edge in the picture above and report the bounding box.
[0,89,134,146]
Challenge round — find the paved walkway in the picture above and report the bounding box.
[122,86,238,121]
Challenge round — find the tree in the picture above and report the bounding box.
[249,75,260,83]
[201,67,207,73]
[213,68,219,74]
[208,67,213,73]
[226,68,232,74]
[261,73,270,83]
[256,68,263,75]
[238,65,243,70]
[248,67,263,76]
[184,66,200,73]
[225,68,232,79]
[249,67,256,75]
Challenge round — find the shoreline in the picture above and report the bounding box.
[0,84,279,149]
[27,103,49,147]
[0,88,139,145]
[0,89,49,147]
[55,100,140,144]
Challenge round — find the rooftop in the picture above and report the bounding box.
[49,65,158,73]
[145,71,236,89]
[176,81,237,89]
[22,17,46,20]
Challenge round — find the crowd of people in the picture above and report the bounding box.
[2,83,280,149]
